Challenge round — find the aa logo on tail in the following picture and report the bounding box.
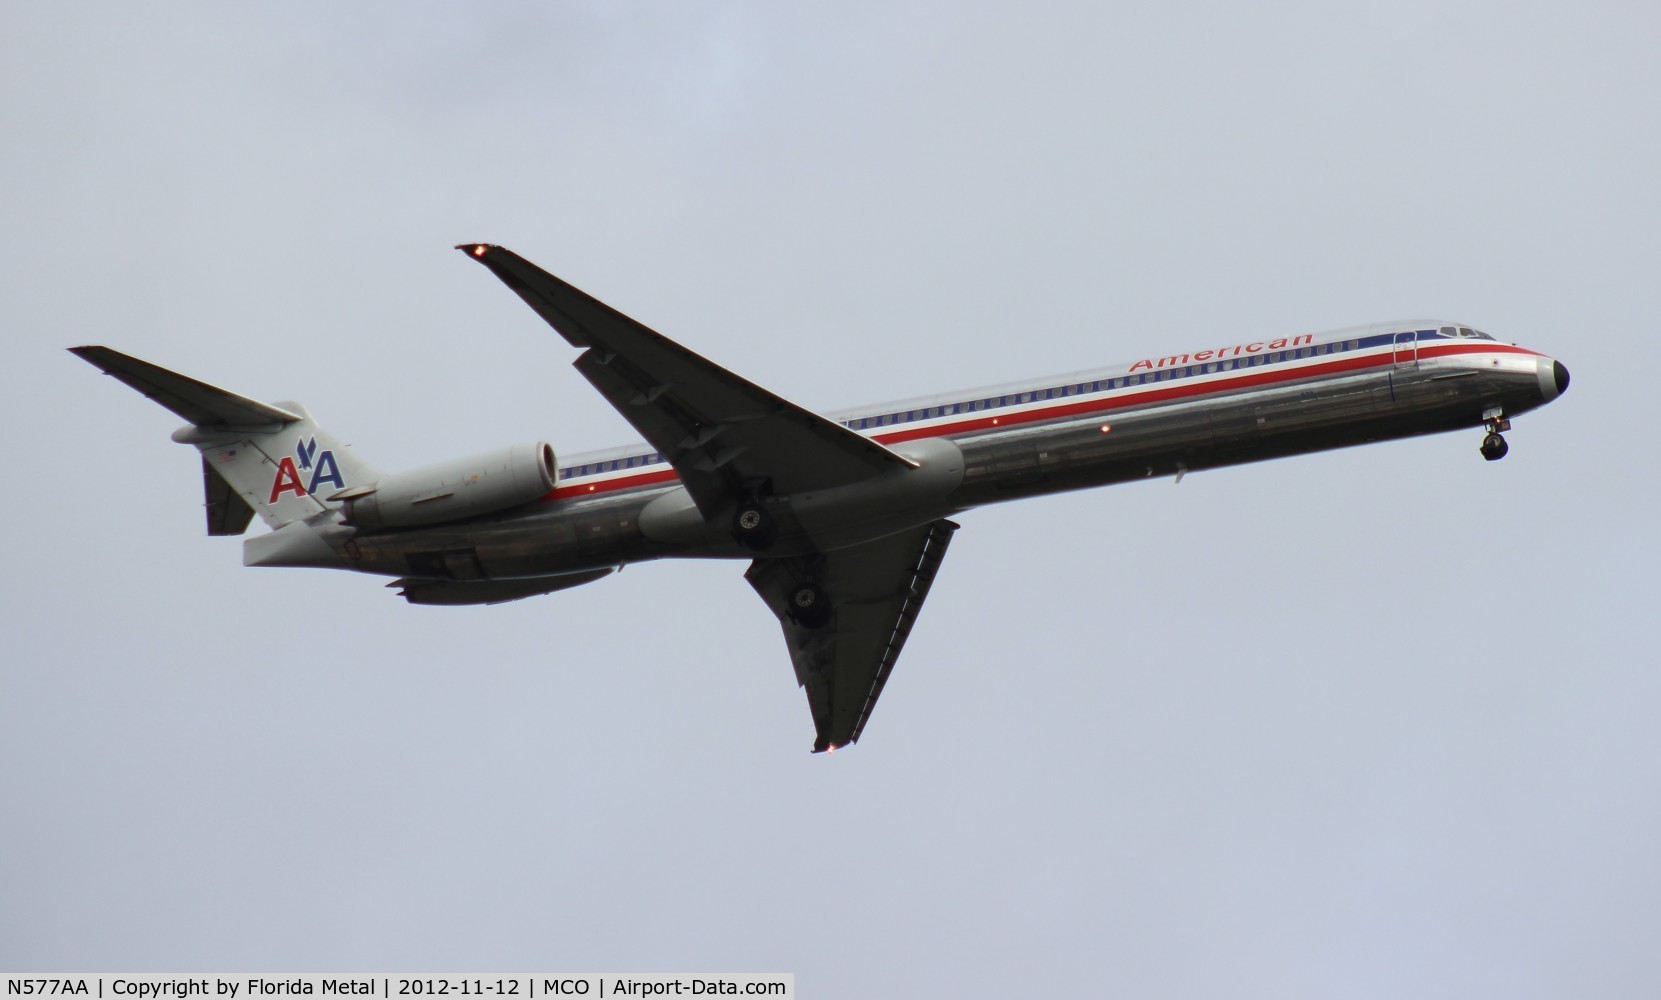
[269,436,345,503]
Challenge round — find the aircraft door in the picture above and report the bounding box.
[1393,330,1418,369]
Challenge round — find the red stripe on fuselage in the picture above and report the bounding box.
[543,342,1543,501]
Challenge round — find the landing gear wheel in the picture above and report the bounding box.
[788,583,832,629]
[732,501,776,550]
[1481,432,1509,461]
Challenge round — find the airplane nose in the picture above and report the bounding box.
[1538,358,1570,402]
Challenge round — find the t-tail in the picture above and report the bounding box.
[69,346,378,564]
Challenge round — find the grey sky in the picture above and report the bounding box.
[3,2,1656,995]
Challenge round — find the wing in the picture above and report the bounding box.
[457,244,914,519]
[746,519,959,752]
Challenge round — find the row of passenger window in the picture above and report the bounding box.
[841,340,1366,430]
[562,452,666,479]
[564,335,1395,475]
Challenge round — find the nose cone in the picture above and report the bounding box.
[1539,358,1571,403]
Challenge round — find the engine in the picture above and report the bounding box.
[333,442,557,528]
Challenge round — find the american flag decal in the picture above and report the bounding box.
[216,449,238,463]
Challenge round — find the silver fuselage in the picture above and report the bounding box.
[338,322,1566,582]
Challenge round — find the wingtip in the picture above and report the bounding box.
[455,242,498,259]
[67,345,116,367]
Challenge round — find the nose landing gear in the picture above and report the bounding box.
[1480,408,1511,462]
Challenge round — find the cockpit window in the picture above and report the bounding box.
[1438,325,1494,340]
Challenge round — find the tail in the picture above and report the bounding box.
[70,346,380,533]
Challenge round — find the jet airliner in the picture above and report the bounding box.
[73,244,1570,752]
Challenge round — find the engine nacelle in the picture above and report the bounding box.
[333,442,557,528]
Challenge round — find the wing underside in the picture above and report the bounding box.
[747,519,959,752]
[459,245,962,752]
[458,244,913,518]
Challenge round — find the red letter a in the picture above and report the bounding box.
[269,456,307,503]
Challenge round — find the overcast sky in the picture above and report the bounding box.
[3,2,1657,996]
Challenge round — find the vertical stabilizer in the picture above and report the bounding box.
[71,346,380,531]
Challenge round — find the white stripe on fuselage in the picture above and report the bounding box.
[554,321,1511,486]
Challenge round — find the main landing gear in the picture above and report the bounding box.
[789,582,831,629]
[1480,409,1511,462]
[732,498,777,549]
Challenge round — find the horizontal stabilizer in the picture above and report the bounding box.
[69,346,300,427]
[73,346,378,530]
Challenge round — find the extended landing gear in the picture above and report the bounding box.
[788,582,832,629]
[732,499,777,550]
[1480,409,1511,462]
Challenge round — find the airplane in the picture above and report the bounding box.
[72,243,1571,753]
